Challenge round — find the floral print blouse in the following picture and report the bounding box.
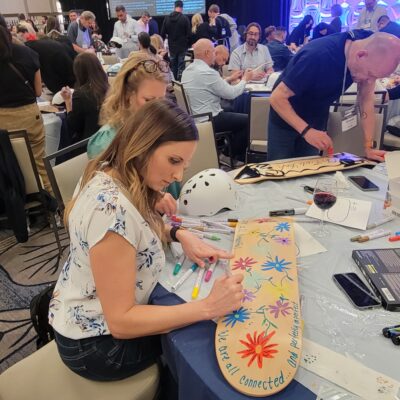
[49,171,165,339]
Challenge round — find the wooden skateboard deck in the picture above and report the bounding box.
[215,218,302,397]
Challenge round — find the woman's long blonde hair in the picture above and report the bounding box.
[99,52,169,127]
[65,99,198,240]
[191,13,203,34]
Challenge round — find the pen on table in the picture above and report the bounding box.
[171,215,201,224]
[382,325,400,338]
[171,263,198,292]
[187,228,221,241]
[173,254,186,276]
[204,260,217,282]
[269,208,308,217]
[285,196,313,205]
[389,235,400,242]
[202,220,235,233]
[192,267,206,299]
[365,216,394,230]
[351,229,383,242]
[357,230,391,243]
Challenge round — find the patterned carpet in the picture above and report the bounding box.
[0,224,69,373]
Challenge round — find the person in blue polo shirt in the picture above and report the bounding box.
[267,30,400,162]
[377,15,400,38]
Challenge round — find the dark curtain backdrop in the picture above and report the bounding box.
[59,0,291,43]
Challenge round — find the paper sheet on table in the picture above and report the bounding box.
[305,197,372,230]
[385,151,400,180]
[294,223,327,257]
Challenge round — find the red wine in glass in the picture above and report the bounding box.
[314,192,337,210]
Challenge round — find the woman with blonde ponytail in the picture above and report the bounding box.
[49,99,243,382]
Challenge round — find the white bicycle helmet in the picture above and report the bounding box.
[179,169,238,216]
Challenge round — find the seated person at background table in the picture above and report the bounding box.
[25,36,75,94]
[356,0,386,32]
[45,16,76,60]
[263,25,276,45]
[330,4,343,33]
[61,53,109,144]
[181,39,253,163]
[67,10,96,54]
[138,31,157,56]
[0,25,52,194]
[151,33,169,62]
[267,26,293,72]
[286,15,314,52]
[87,52,177,213]
[49,98,243,382]
[113,5,140,59]
[377,15,400,38]
[228,22,274,81]
[267,31,400,162]
[214,44,242,83]
[312,22,336,40]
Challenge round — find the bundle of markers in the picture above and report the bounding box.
[169,215,238,241]
[382,324,400,346]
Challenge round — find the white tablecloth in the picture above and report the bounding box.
[42,113,61,157]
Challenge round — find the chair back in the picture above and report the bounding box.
[43,139,89,211]
[182,113,219,185]
[248,95,270,154]
[327,103,387,155]
[8,131,42,195]
[172,80,192,114]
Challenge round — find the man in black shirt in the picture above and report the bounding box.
[268,31,400,162]
[267,26,293,72]
[161,0,190,80]
[378,15,400,38]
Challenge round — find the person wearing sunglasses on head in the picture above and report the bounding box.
[87,53,177,215]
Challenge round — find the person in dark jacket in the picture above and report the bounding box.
[378,15,400,38]
[61,53,109,144]
[330,4,343,33]
[312,22,336,40]
[26,38,75,93]
[161,0,190,80]
[267,26,293,71]
[286,15,313,52]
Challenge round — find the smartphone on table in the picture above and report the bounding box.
[348,176,379,191]
[332,272,381,309]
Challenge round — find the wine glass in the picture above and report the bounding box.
[312,177,338,238]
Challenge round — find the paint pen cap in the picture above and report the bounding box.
[191,287,199,299]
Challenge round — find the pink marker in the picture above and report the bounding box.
[204,261,217,282]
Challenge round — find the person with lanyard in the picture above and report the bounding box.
[67,10,95,54]
[49,98,243,382]
[113,5,140,59]
[267,30,400,162]
[356,0,387,32]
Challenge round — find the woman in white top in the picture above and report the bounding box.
[49,99,244,381]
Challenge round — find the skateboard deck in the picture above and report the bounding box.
[215,218,302,397]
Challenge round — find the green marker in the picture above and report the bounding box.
[173,254,186,275]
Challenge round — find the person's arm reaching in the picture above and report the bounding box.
[33,70,42,97]
[270,82,332,151]
[210,68,252,99]
[358,79,386,161]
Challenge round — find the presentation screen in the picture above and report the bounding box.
[109,0,205,17]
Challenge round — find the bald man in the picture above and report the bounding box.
[181,39,253,163]
[214,45,242,83]
[268,31,400,162]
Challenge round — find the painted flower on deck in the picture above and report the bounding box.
[274,236,290,245]
[232,256,257,271]
[268,300,293,318]
[274,222,290,232]
[222,307,250,328]
[237,330,279,368]
[242,289,256,303]
[262,256,292,273]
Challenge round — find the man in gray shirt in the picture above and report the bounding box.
[67,10,95,54]
[356,0,387,32]
[228,22,274,81]
[182,39,253,162]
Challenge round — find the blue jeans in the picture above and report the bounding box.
[54,330,161,381]
[267,119,319,161]
[170,51,186,81]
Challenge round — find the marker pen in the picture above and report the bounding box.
[382,325,400,338]
[391,332,400,346]
[269,208,307,217]
[286,196,313,205]
[173,254,186,276]
[204,261,217,282]
[192,267,206,299]
[358,230,390,243]
[366,216,394,230]
[202,220,235,233]
[187,228,221,241]
[389,235,400,242]
[171,264,198,292]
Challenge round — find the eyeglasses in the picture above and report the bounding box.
[135,60,170,73]
[247,31,260,37]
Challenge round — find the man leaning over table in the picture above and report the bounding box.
[181,39,253,163]
[267,30,400,162]
[228,22,274,82]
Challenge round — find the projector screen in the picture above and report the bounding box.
[109,0,205,18]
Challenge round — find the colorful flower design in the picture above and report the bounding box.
[262,256,292,273]
[237,331,279,368]
[232,256,257,271]
[242,289,256,303]
[275,222,290,232]
[274,236,290,245]
[268,300,293,318]
[222,307,250,328]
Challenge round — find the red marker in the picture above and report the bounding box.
[389,235,400,242]
[327,146,334,157]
